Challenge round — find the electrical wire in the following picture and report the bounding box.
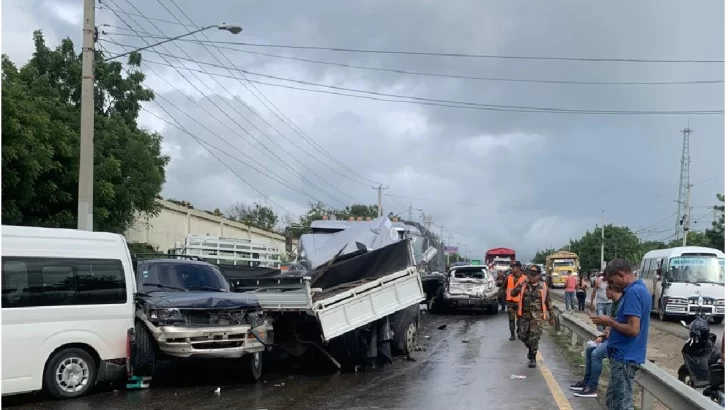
[104,0,352,207]
[102,26,722,86]
[97,39,725,116]
[155,1,381,189]
[107,32,725,64]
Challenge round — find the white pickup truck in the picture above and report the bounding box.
[229,239,425,369]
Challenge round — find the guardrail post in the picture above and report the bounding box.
[570,329,578,347]
[640,385,655,410]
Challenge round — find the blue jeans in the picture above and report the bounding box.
[564,291,576,310]
[606,360,638,410]
[596,302,612,331]
[582,342,609,389]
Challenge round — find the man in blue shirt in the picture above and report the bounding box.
[591,258,651,410]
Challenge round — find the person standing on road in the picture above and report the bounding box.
[505,261,527,341]
[590,272,612,332]
[511,264,554,368]
[570,284,623,398]
[591,259,650,410]
[563,271,577,311]
[575,274,588,312]
[496,270,507,312]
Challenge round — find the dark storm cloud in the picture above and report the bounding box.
[2,0,724,259]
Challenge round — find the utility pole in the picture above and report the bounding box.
[674,126,692,241]
[78,0,96,231]
[682,183,693,246]
[372,185,388,217]
[600,210,605,271]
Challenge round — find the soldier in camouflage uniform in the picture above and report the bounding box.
[504,261,526,341]
[511,264,555,368]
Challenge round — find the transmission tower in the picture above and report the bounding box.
[674,126,692,241]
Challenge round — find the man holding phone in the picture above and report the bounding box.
[570,284,622,398]
[590,259,650,410]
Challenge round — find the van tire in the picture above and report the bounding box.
[132,321,156,376]
[242,351,263,381]
[43,347,97,399]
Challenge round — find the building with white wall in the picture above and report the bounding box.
[124,199,293,258]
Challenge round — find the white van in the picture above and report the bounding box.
[638,246,725,323]
[2,226,136,398]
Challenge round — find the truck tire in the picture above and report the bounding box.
[391,305,419,355]
[132,321,156,376]
[242,351,263,381]
[43,347,98,399]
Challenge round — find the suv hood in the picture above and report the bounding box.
[139,291,260,310]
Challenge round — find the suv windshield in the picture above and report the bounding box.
[139,262,231,292]
[451,267,488,279]
[667,256,725,284]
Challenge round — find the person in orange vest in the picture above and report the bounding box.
[504,261,527,341]
[511,264,555,368]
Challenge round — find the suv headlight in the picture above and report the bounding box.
[665,298,687,305]
[716,299,724,306]
[149,308,185,323]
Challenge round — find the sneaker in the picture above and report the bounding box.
[574,387,598,398]
[568,382,586,391]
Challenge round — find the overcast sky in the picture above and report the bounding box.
[3,0,725,260]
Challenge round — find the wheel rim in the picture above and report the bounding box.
[55,356,90,393]
[405,323,417,354]
[253,352,261,370]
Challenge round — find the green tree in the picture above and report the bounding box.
[227,201,278,231]
[2,31,168,232]
[667,231,713,248]
[705,193,725,251]
[568,225,641,271]
[532,248,556,265]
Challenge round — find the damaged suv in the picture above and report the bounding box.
[131,256,268,380]
[432,265,499,313]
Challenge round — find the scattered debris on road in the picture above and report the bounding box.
[437,324,447,330]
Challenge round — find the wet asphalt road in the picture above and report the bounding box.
[550,288,726,339]
[4,311,603,410]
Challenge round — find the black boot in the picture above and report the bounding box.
[528,359,537,368]
[509,331,516,341]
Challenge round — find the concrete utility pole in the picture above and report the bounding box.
[373,185,388,217]
[682,183,693,246]
[600,210,605,271]
[77,0,96,231]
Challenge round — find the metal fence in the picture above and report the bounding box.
[554,310,722,410]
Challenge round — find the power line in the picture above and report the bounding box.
[156,1,381,189]
[101,28,722,86]
[97,40,724,116]
[109,32,725,64]
[104,0,352,207]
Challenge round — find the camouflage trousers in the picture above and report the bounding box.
[507,302,519,333]
[517,314,543,359]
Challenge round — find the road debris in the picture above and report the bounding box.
[510,375,527,380]
[437,324,447,330]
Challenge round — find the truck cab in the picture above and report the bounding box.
[545,251,579,288]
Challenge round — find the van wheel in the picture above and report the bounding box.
[132,321,156,376]
[43,348,97,399]
[242,352,263,381]
[658,301,669,322]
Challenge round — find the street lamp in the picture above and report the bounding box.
[76,8,242,231]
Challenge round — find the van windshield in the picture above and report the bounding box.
[667,256,724,284]
[139,262,231,292]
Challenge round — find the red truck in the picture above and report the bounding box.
[485,248,516,274]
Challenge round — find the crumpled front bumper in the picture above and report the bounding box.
[146,321,268,358]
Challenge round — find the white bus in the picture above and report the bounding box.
[2,226,135,398]
[638,246,725,323]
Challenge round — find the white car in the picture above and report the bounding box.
[432,265,499,313]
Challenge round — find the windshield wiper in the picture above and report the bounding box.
[143,283,188,292]
[187,286,226,292]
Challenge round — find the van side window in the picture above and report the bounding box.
[644,259,655,280]
[639,258,648,279]
[1,257,127,308]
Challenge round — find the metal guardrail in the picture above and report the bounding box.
[555,308,722,410]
